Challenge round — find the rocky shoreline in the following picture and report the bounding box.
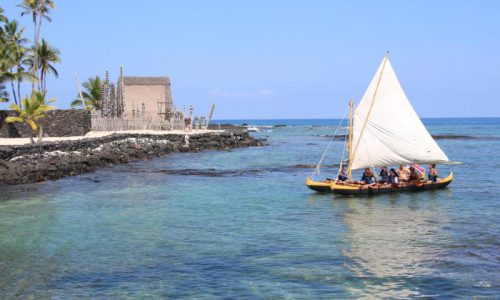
[0,131,262,186]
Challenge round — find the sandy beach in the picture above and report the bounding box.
[0,129,224,146]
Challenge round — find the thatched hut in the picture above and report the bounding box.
[122,76,174,119]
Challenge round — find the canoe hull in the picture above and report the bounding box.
[331,172,454,196]
[306,176,333,192]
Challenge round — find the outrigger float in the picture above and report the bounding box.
[307,54,453,195]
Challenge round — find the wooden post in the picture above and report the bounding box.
[206,101,215,129]
[74,73,87,110]
[194,116,200,130]
[142,102,146,130]
[189,105,194,130]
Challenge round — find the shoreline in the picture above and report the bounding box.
[0,130,263,186]
[0,129,224,146]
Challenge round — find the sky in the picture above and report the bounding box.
[1,0,499,119]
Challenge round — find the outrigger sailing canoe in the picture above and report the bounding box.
[307,54,453,195]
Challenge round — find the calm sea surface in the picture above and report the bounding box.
[0,118,499,298]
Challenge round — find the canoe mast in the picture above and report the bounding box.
[347,54,388,178]
[347,98,354,180]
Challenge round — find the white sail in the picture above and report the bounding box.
[350,56,449,170]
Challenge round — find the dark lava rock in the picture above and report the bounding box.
[0,131,263,186]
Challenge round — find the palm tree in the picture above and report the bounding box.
[3,19,35,104]
[13,48,34,105]
[0,6,6,23]
[0,9,12,103]
[0,46,14,103]
[18,0,55,91]
[33,38,59,92]
[71,76,102,110]
[5,90,55,144]
[0,80,8,102]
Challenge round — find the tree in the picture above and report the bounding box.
[71,76,102,110]
[18,0,55,91]
[5,90,55,144]
[0,6,11,102]
[0,82,8,103]
[3,19,35,104]
[0,46,14,103]
[35,38,59,92]
[0,6,6,23]
[31,38,59,92]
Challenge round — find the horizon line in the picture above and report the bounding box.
[213,116,500,120]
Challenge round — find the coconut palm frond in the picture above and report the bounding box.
[5,90,55,144]
[74,76,102,110]
[8,103,23,114]
[5,116,24,123]
[71,98,83,108]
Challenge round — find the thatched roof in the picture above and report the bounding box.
[122,76,170,86]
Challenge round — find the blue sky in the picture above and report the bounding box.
[1,0,499,118]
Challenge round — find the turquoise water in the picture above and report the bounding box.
[0,118,499,298]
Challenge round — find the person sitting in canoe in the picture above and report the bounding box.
[427,164,438,182]
[338,165,348,181]
[360,168,376,185]
[379,166,389,183]
[388,168,400,186]
[397,165,410,181]
[408,166,422,185]
[411,164,426,179]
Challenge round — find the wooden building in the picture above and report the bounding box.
[122,76,175,119]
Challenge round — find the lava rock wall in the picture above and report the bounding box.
[0,110,92,138]
[0,132,261,185]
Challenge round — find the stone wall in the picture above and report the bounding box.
[0,131,262,185]
[0,109,91,138]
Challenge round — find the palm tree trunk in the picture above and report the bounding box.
[40,70,44,93]
[17,76,22,108]
[38,58,43,92]
[36,2,44,92]
[37,124,43,143]
[10,77,18,105]
[29,130,35,144]
[32,16,38,92]
[42,71,46,93]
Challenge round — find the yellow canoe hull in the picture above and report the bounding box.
[330,172,454,196]
[307,172,453,195]
[305,176,334,192]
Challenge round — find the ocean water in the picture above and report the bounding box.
[0,118,499,298]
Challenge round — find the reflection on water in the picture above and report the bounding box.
[341,195,449,298]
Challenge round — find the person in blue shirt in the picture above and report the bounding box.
[427,164,438,182]
[388,168,399,186]
[379,166,389,183]
[360,168,375,184]
[338,165,348,181]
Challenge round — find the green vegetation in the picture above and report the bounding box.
[3,19,36,104]
[1,1,59,143]
[18,0,55,91]
[33,38,60,92]
[0,1,58,107]
[5,90,55,144]
[71,76,102,110]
